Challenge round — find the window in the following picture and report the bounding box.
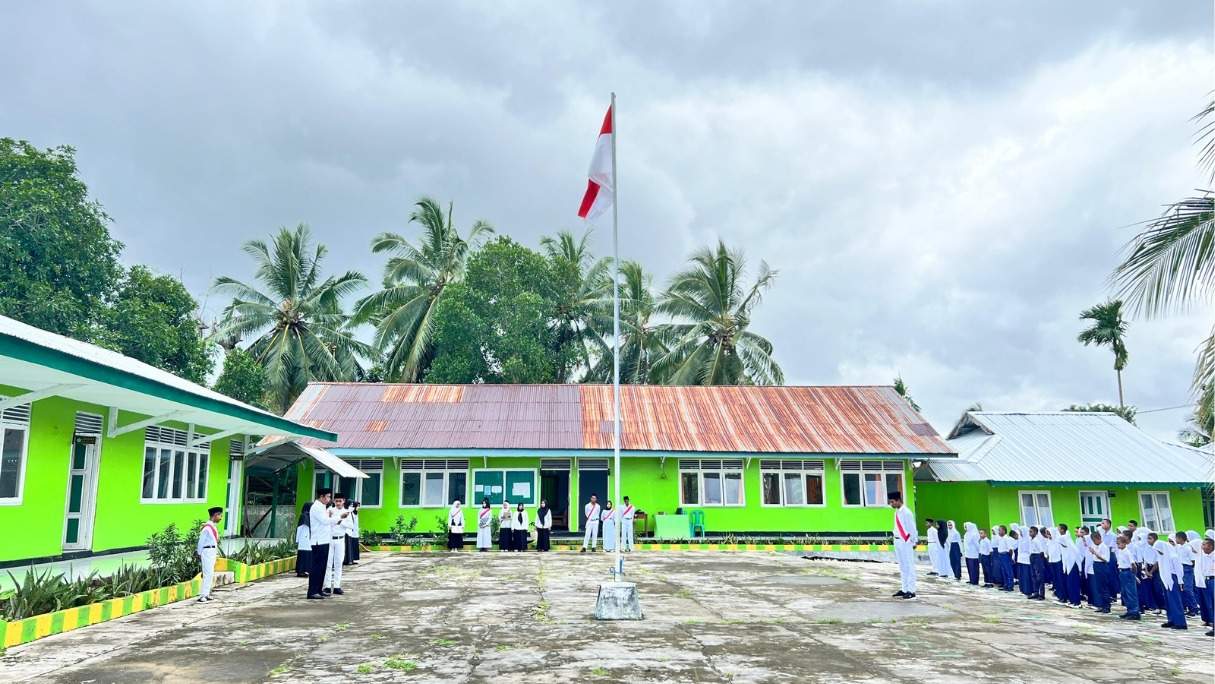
[0,401,30,502]
[399,459,468,507]
[1139,491,1175,533]
[1018,490,1054,528]
[313,459,384,507]
[140,426,210,502]
[678,459,744,507]
[760,460,825,506]
[840,460,904,507]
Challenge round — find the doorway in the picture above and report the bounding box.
[63,433,99,550]
[1079,490,1109,527]
[540,470,570,531]
[578,468,608,529]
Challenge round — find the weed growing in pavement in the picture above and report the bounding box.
[385,656,417,671]
[269,662,290,677]
[370,633,386,640]
[494,644,512,652]
[591,666,609,676]
[356,663,375,674]
[533,599,552,622]
[434,637,456,647]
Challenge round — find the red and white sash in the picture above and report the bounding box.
[894,512,909,542]
[202,522,220,547]
[622,505,634,518]
[587,504,600,521]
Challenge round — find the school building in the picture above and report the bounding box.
[915,411,1213,534]
[278,382,955,537]
[0,314,334,565]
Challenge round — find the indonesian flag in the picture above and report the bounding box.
[577,103,614,221]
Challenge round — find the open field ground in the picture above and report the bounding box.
[2,550,1212,683]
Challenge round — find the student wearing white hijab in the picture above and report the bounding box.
[1043,527,1063,601]
[926,519,944,577]
[512,502,530,552]
[476,498,493,552]
[1181,530,1202,617]
[447,500,465,551]
[1131,529,1157,613]
[1159,533,1188,629]
[1057,524,1081,607]
[962,522,981,585]
[498,501,513,551]
[945,520,962,581]
[601,501,618,552]
[1142,529,1166,611]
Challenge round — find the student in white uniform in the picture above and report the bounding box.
[1199,536,1214,634]
[1181,530,1201,617]
[498,501,513,551]
[447,500,465,551]
[1114,534,1140,620]
[926,519,943,577]
[1043,527,1062,600]
[196,507,222,603]
[962,522,980,585]
[1087,529,1110,613]
[889,491,918,599]
[978,528,994,587]
[512,502,530,552]
[307,488,334,599]
[1160,533,1188,630]
[476,498,493,552]
[1057,525,1081,607]
[602,501,618,552]
[325,494,352,595]
[580,494,601,553]
[620,496,636,552]
[345,501,361,565]
[295,509,311,578]
[535,499,552,552]
[1016,525,1033,596]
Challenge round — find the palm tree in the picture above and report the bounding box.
[354,198,492,381]
[1112,99,1215,391]
[211,224,368,414]
[1077,300,1129,408]
[541,228,610,380]
[586,260,667,384]
[652,241,783,385]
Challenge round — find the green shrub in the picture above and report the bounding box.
[228,539,295,565]
[146,521,204,584]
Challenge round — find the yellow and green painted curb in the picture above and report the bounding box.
[216,556,296,583]
[0,556,297,649]
[1,577,201,649]
[368,542,927,553]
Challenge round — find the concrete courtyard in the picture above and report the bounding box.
[2,550,1212,683]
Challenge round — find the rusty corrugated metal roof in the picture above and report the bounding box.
[284,383,952,455]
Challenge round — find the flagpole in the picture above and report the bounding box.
[609,92,624,579]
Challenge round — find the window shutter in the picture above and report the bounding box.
[74,412,103,436]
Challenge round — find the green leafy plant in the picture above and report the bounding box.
[227,539,295,565]
[146,521,204,584]
[389,515,418,543]
[384,656,417,671]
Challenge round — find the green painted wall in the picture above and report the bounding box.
[915,480,1207,535]
[1,384,245,564]
[298,454,915,536]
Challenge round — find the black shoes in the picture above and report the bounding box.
[333,588,344,595]
[893,590,907,598]
[1118,613,1140,620]
[307,594,325,600]
[899,593,917,600]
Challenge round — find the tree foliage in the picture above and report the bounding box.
[1077,300,1129,408]
[1062,402,1136,425]
[893,376,920,412]
[213,348,268,408]
[94,266,213,383]
[0,139,123,337]
[211,224,369,413]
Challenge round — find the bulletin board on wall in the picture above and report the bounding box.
[472,470,537,505]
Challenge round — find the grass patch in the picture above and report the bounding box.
[433,637,456,647]
[335,622,350,631]
[370,633,386,640]
[673,587,694,599]
[533,599,552,622]
[591,666,609,676]
[356,663,375,674]
[812,617,843,625]
[494,644,512,652]
[268,662,290,677]
[385,656,417,671]
[982,616,1001,624]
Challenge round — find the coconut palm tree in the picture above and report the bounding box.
[1112,99,1215,391]
[652,241,783,386]
[354,197,492,381]
[586,260,667,384]
[1077,300,1129,408]
[541,228,610,380]
[211,224,368,414]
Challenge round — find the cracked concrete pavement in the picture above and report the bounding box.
[2,551,1212,683]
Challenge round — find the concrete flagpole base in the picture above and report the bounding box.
[594,581,644,620]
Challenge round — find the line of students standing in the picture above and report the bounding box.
[925,517,1215,636]
[441,494,637,553]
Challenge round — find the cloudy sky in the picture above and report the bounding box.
[2,2,1211,440]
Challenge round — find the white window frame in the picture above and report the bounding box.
[677,459,745,507]
[140,426,210,504]
[313,459,385,508]
[1077,490,1109,525]
[759,460,826,507]
[0,401,32,505]
[1138,491,1175,534]
[1017,490,1055,528]
[839,460,905,508]
[399,459,468,508]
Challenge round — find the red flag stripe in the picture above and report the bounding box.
[599,105,613,135]
[577,179,602,219]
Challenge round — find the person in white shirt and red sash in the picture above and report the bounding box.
[580,494,601,553]
[889,491,917,599]
[620,496,635,552]
[476,498,493,552]
[196,507,222,603]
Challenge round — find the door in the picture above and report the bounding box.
[63,435,99,550]
[541,470,570,531]
[577,469,608,529]
[1078,490,1108,527]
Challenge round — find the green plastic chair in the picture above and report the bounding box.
[689,510,706,538]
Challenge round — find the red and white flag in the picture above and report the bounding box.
[577,104,614,221]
